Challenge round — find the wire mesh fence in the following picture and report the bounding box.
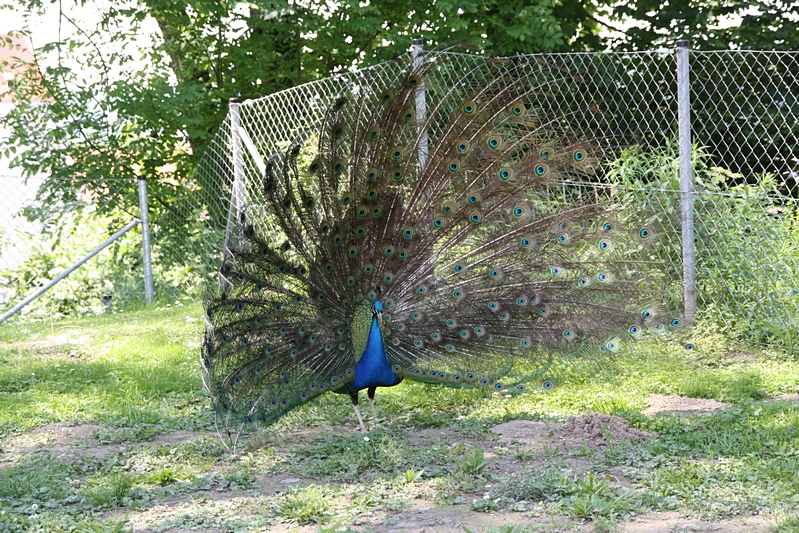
[0,46,797,347]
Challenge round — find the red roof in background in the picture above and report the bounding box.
[1,34,42,103]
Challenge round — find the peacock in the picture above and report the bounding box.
[201,56,685,435]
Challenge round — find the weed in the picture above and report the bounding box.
[277,485,332,524]
[454,447,494,476]
[83,473,135,507]
[403,469,424,484]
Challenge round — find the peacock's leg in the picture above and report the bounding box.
[367,386,378,425]
[350,392,368,433]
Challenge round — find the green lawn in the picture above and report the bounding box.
[1,305,799,532]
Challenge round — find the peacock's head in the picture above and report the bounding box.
[372,300,383,321]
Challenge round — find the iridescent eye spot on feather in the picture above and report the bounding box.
[573,149,585,162]
[309,159,321,173]
[598,272,610,282]
[342,299,351,308]
[557,233,570,244]
[392,365,401,373]
[445,344,455,352]
[353,225,366,238]
[480,379,489,386]
[402,108,416,122]
[448,160,460,172]
[402,226,414,239]
[603,222,613,232]
[509,102,526,116]
[542,381,553,390]
[357,206,368,218]
[416,286,427,295]
[539,305,550,316]
[639,227,653,239]
[460,329,470,338]
[498,312,510,321]
[462,100,476,114]
[368,126,381,140]
[446,319,456,327]
[520,338,531,347]
[486,135,502,150]
[390,146,404,160]
[456,140,470,153]
[441,201,454,215]
[474,327,485,336]
[332,123,344,137]
[348,246,358,258]
[414,339,423,346]
[540,148,552,160]
[383,245,394,257]
[236,302,244,312]
[467,193,480,204]
[551,267,561,275]
[563,329,574,339]
[383,272,394,283]
[469,211,482,224]
[366,189,378,200]
[498,167,513,181]
[366,169,378,181]
[346,276,356,287]
[488,301,499,311]
[513,206,526,217]
[392,338,400,346]
[392,170,404,180]
[599,239,611,251]
[578,277,590,287]
[398,248,408,259]
[430,332,440,341]
[671,318,682,328]
[407,74,421,87]
[685,343,694,350]
[489,268,503,279]
[629,325,641,336]
[433,218,444,228]
[333,159,345,172]
[363,263,374,275]
[380,89,394,102]
[372,206,383,217]
[641,309,653,319]
[520,237,534,249]
[454,263,464,273]
[342,196,351,206]
[338,343,346,350]
[517,296,528,306]
[453,289,464,299]
[517,384,525,391]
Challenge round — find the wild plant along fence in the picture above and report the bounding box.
[0,46,797,348]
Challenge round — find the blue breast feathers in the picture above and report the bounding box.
[351,314,401,390]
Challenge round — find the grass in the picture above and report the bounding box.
[1,304,799,531]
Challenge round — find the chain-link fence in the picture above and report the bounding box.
[1,46,797,346]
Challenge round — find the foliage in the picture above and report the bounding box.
[611,0,799,51]
[606,139,799,347]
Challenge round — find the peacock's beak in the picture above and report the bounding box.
[376,310,383,322]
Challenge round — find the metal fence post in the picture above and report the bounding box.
[137,176,154,304]
[412,38,428,171]
[224,97,246,258]
[677,39,697,323]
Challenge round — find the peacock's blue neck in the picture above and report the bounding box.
[351,315,401,391]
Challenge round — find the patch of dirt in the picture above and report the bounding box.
[621,511,769,532]
[492,413,653,453]
[644,394,730,416]
[0,423,206,461]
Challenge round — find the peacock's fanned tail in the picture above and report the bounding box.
[202,58,684,429]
